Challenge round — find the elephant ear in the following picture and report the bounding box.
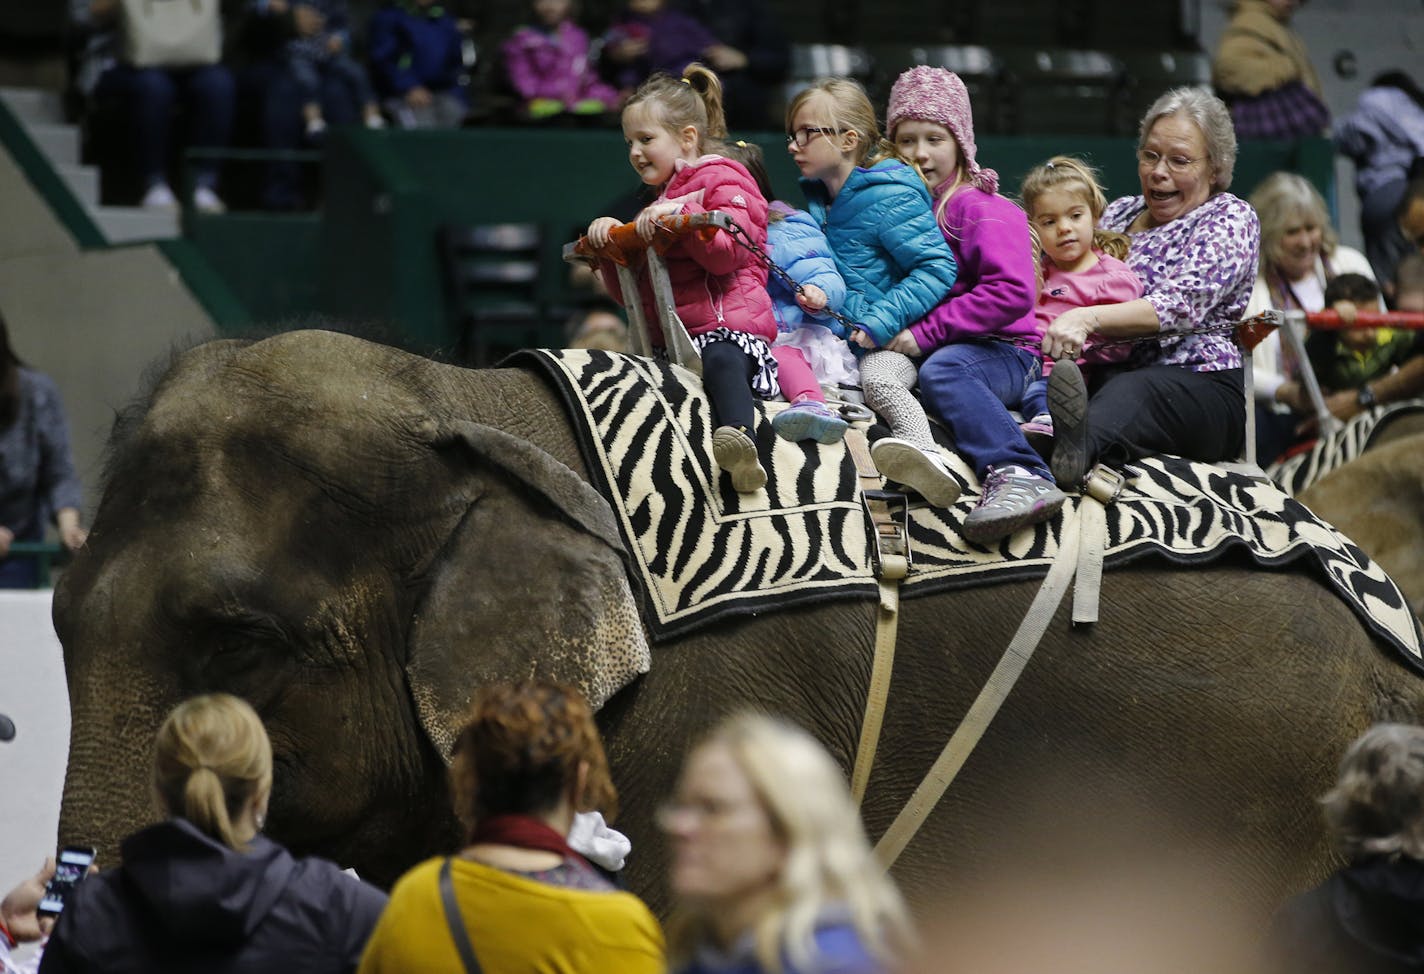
[406,421,650,761]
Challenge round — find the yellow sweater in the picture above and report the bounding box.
[356,857,666,974]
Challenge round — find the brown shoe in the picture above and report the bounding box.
[712,425,767,493]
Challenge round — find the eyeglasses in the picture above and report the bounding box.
[787,126,841,148]
[1136,148,1202,174]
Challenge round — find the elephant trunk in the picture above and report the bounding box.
[57,669,171,865]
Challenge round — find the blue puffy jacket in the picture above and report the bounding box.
[800,160,958,348]
[767,201,848,336]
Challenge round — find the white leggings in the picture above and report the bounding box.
[860,350,936,452]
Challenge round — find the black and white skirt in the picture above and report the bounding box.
[690,328,780,398]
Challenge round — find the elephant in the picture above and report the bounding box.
[52,330,1424,918]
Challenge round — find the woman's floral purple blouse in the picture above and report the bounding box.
[1101,192,1260,373]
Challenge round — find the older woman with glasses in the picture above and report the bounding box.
[1042,87,1260,487]
[659,713,913,974]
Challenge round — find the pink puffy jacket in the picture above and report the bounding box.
[599,155,778,346]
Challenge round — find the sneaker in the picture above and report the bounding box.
[305,116,328,140]
[870,437,962,508]
[364,112,387,129]
[771,399,849,444]
[962,464,1066,544]
[192,185,226,214]
[1048,358,1090,489]
[1020,412,1054,459]
[141,182,177,210]
[712,425,767,493]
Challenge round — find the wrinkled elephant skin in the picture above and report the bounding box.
[52,332,1424,915]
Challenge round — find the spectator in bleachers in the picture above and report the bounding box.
[368,0,468,128]
[566,299,631,351]
[1244,171,1383,460]
[68,0,236,211]
[1396,174,1424,268]
[1211,0,1328,141]
[502,0,620,121]
[1334,72,1424,289]
[37,694,388,973]
[267,0,387,139]
[672,0,788,130]
[0,311,86,590]
[660,712,914,974]
[1305,273,1419,402]
[356,681,664,973]
[600,0,738,97]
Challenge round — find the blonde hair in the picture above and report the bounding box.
[1020,155,1132,263]
[667,713,914,974]
[153,694,273,851]
[624,63,727,159]
[1249,171,1339,271]
[786,78,907,170]
[1321,723,1424,862]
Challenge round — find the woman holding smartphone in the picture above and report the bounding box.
[37,694,388,973]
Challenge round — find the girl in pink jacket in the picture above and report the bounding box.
[587,65,845,495]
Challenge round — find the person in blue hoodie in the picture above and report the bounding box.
[38,694,387,974]
[788,78,962,508]
[368,0,467,128]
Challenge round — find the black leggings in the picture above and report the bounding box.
[1087,366,1245,467]
[700,339,757,432]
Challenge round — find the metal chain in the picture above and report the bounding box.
[718,217,1244,352]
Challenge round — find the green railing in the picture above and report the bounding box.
[8,541,63,588]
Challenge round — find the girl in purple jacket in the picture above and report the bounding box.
[885,66,1065,545]
[502,0,619,119]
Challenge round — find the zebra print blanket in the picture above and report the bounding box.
[514,349,1422,669]
[1268,401,1424,496]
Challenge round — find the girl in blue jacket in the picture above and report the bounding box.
[788,78,962,507]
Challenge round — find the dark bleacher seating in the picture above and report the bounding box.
[869,44,1000,134]
[1119,50,1212,129]
[995,47,1128,136]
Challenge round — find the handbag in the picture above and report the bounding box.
[119,0,220,68]
[439,858,484,974]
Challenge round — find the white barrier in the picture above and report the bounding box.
[0,591,70,892]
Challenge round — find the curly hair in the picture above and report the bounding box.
[449,681,617,840]
[1321,722,1424,862]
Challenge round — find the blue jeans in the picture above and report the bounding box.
[918,340,1050,479]
[94,63,235,190]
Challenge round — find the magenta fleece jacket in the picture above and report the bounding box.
[908,186,1039,352]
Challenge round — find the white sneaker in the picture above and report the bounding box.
[305,116,328,139]
[192,186,226,214]
[141,183,177,210]
[870,437,962,508]
[364,113,387,130]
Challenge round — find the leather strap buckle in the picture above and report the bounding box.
[861,488,912,580]
[1083,463,1126,505]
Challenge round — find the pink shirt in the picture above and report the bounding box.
[1035,252,1143,371]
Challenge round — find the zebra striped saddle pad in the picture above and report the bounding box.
[1268,401,1424,496]
[513,349,1422,668]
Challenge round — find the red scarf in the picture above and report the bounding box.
[469,814,580,860]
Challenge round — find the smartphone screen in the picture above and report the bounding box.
[37,846,97,917]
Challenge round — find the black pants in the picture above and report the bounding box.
[701,339,757,432]
[1087,366,1245,467]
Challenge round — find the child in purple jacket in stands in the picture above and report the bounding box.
[601,0,735,94]
[881,66,1066,544]
[502,0,619,120]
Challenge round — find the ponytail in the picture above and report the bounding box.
[153,694,273,851]
[624,64,728,156]
[682,63,726,142]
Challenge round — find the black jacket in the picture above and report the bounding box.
[37,818,387,973]
[1267,856,1424,973]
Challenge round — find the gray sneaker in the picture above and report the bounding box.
[1048,359,1090,489]
[962,465,1066,544]
[712,425,767,493]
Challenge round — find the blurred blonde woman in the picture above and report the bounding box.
[661,713,913,974]
[1266,722,1424,973]
[39,694,387,974]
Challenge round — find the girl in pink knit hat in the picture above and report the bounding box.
[881,65,1066,545]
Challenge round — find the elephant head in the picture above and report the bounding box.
[53,331,649,884]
